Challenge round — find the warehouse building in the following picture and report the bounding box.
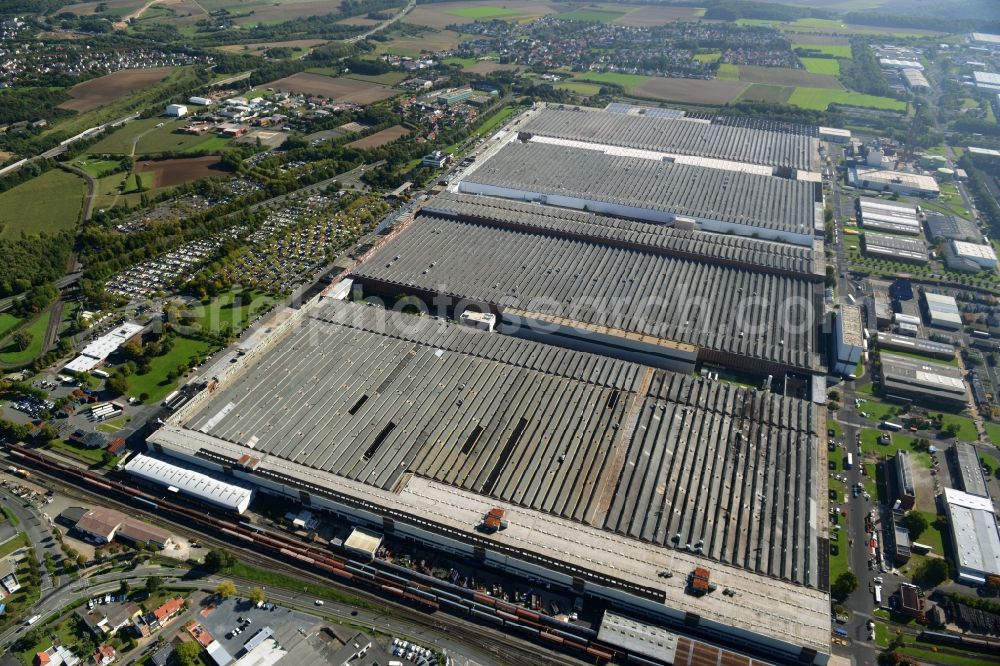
[147,299,830,665]
[165,103,187,117]
[973,71,1000,93]
[833,304,864,376]
[952,442,990,498]
[879,353,967,407]
[855,197,921,236]
[942,487,1000,585]
[876,333,955,360]
[350,193,822,377]
[850,168,940,197]
[925,213,982,243]
[520,105,820,171]
[869,280,894,330]
[123,453,254,513]
[863,232,927,263]
[819,127,851,144]
[902,68,930,91]
[891,509,911,565]
[950,241,997,270]
[923,292,962,330]
[64,322,145,374]
[458,140,822,246]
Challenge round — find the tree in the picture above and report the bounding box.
[902,512,929,540]
[831,571,858,600]
[11,329,33,351]
[146,575,163,595]
[214,579,236,599]
[106,372,127,396]
[173,640,203,666]
[204,548,236,571]
[915,557,949,587]
[943,423,959,438]
[249,586,266,605]
[119,579,130,597]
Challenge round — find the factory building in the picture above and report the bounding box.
[942,487,1000,585]
[973,71,1000,93]
[870,280,894,330]
[350,193,822,377]
[833,304,864,376]
[519,105,820,171]
[819,127,851,144]
[862,232,927,263]
[893,451,916,510]
[876,333,955,360]
[123,453,254,513]
[63,322,145,374]
[879,352,967,407]
[971,33,1000,48]
[891,509,911,565]
[164,103,187,117]
[458,140,822,246]
[925,213,982,244]
[952,442,990,498]
[850,168,940,197]
[855,197,921,236]
[879,58,923,70]
[950,241,997,270]
[902,69,930,91]
[923,292,962,330]
[147,298,830,664]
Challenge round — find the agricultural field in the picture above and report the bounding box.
[446,5,519,19]
[574,71,650,90]
[198,0,348,26]
[135,156,231,187]
[788,87,907,111]
[556,80,603,96]
[406,0,554,28]
[799,58,841,76]
[0,170,85,240]
[374,30,467,57]
[716,63,740,80]
[737,16,943,37]
[218,39,329,56]
[794,42,852,58]
[343,71,411,86]
[633,77,747,104]
[87,117,232,155]
[612,4,705,25]
[738,84,793,103]
[58,67,176,113]
[738,65,841,88]
[71,157,125,178]
[347,125,410,149]
[55,0,146,16]
[558,8,625,23]
[263,72,397,103]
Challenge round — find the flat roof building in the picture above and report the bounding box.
[952,441,989,498]
[923,292,962,330]
[850,168,940,197]
[833,304,864,376]
[893,451,915,510]
[891,509,911,564]
[64,322,144,374]
[971,33,1000,47]
[856,197,921,235]
[925,213,982,243]
[902,69,930,91]
[520,105,819,171]
[879,352,967,407]
[459,140,821,246]
[863,232,927,263]
[147,299,830,664]
[819,127,851,144]
[942,487,1000,585]
[951,241,997,269]
[351,194,821,376]
[876,333,955,360]
[973,71,1000,93]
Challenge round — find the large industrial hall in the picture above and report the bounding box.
[140,103,832,666]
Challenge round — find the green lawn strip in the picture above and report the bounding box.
[556,81,603,95]
[859,428,932,469]
[828,420,841,437]
[874,621,889,648]
[0,313,24,339]
[902,644,1000,666]
[0,170,85,240]
[863,463,877,498]
[0,311,51,366]
[344,71,410,85]
[799,58,840,76]
[574,71,649,91]
[0,532,27,557]
[984,422,1000,448]
[46,438,112,466]
[222,560,383,610]
[1,506,20,527]
[793,43,852,58]
[71,157,124,179]
[185,290,276,332]
[909,510,945,553]
[854,395,902,423]
[788,88,906,111]
[936,413,978,441]
[126,334,216,403]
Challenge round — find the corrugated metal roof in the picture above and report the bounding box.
[124,454,253,513]
[522,107,817,170]
[460,141,817,238]
[351,212,818,369]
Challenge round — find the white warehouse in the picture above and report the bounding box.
[165,103,188,117]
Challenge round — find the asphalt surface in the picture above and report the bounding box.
[0,488,62,592]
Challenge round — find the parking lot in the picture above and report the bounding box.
[197,596,321,659]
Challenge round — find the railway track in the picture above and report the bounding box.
[7,446,612,666]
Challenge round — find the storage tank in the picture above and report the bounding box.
[935,167,955,181]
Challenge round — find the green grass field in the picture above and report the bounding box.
[88,117,230,156]
[556,81,603,96]
[794,43,852,58]
[800,58,840,76]
[184,290,276,332]
[0,169,85,240]
[788,87,906,111]
[126,334,215,402]
[0,311,50,365]
[985,422,1000,447]
[72,157,124,178]
[558,8,624,22]
[0,313,24,340]
[575,71,650,90]
[716,63,740,80]
[693,52,721,63]
[446,5,517,19]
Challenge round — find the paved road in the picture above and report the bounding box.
[0,488,62,592]
[347,0,416,43]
